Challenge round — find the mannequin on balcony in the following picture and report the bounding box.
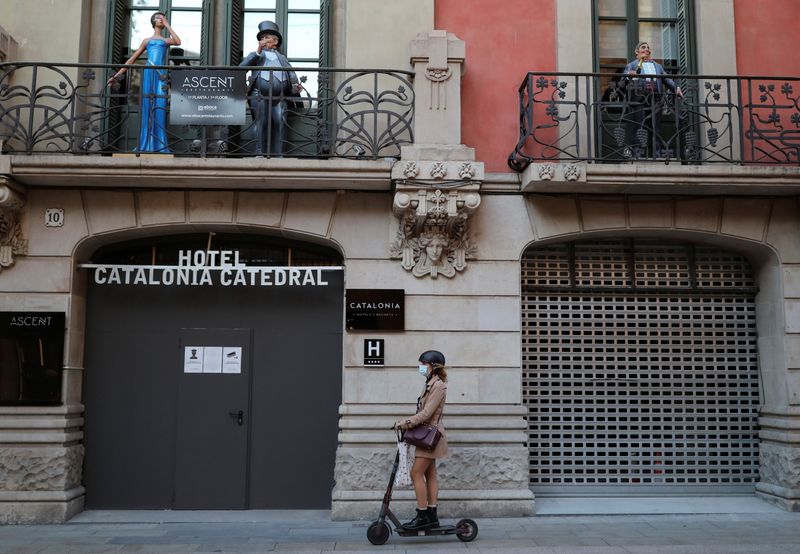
[623,42,683,159]
[107,12,181,153]
[239,21,303,156]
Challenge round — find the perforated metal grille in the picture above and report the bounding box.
[522,240,759,491]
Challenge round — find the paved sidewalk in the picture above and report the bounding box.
[1,507,799,553]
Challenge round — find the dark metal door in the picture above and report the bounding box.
[174,329,252,509]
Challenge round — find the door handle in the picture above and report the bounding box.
[229,410,244,426]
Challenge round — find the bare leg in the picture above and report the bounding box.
[410,457,435,509]
[424,461,438,506]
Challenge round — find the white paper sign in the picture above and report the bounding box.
[202,346,223,373]
[184,346,204,373]
[222,347,242,374]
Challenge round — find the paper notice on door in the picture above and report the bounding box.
[202,346,223,373]
[184,346,204,373]
[222,347,242,374]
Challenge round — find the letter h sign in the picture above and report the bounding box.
[363,339,385,366]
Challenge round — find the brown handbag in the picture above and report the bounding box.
[403,423,442,450]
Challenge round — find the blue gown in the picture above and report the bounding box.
[139,39,169,152]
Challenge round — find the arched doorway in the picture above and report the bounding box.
[82,232,343,509]
[522,238,760,495]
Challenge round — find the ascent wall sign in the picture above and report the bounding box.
[170,69,247,125]
[80,250,341,287]
[346,289,404,331]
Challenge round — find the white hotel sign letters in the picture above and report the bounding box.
[82,250,339,287]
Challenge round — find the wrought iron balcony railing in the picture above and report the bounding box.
[508,72,800,171]
[0,63,413,159]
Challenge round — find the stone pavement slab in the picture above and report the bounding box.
[0,509,799,553]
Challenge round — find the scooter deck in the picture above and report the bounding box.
[395,524,458,537]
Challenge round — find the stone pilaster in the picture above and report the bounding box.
[392,31,485,280]
[757,410,800,511]
[0,406,85,523]
[331,404,534,520]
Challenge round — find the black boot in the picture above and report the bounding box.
[402,508,431,530]
[427,506,439,528]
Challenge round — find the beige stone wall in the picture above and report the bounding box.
[3,183,800,519]
[3,0,87,64]
[337,0,433,70]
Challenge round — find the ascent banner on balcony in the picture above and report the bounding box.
[170,70,247,125]
[79,250,342,287]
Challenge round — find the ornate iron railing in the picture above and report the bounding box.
[508,72,800,171]
[0,63,414,158]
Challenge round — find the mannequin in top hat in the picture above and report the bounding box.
[239,21,302,156]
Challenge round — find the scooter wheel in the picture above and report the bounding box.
[455,518,478,542]
[367,520,391,545]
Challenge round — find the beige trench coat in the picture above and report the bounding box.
[403,375,448,459]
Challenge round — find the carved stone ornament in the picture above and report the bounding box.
[538,163,555,181]
[0,185,27,271]
[425,67,452,82]
[458,162,476,180]
[391,188,481,279]
[402,161,420,178]
[564,164,582,181]
[430,161,448,179]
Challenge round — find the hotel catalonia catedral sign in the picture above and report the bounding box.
[346,289,404,331]
[80,250,340,287]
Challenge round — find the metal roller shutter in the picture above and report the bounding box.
[522,240,760,494]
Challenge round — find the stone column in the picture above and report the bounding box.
[332,30,534,520]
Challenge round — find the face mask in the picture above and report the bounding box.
[418,364,429,376]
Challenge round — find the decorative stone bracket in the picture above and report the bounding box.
[390,179,481,279]
[0,184,27,271]
[520,162,586,192]
[389,30,482,279]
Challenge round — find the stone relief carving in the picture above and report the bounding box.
[425,67,452,83]
[458,162,476,180]
[402,161,420,178]
[425,67,452,110]
[0,185,27,271]
[564,164,582,181]
[391,188,480,279]
[538,163,555,181]
[430,161,448,179]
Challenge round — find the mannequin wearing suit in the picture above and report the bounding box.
[239,21,301,156]
[622,42,683,158]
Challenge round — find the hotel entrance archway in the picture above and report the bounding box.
[82,233,343,509]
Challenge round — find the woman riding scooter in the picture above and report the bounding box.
[394,350,448,531]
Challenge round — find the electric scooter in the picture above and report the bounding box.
[366,438,478,545]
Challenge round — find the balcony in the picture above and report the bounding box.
[508,72,800,195]
[0,63,414,190]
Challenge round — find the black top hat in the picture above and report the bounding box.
[256,20,283,47]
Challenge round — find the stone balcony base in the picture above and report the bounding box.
[521,162,800,195]
[1,155,395,191]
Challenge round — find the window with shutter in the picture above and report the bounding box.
[231,0,329,99]
[106,0,212,66]
[595,0,695,81]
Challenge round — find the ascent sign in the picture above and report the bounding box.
[82,249,340,287]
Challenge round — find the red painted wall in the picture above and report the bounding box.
[734,0,800,76]
[435,0,557,172]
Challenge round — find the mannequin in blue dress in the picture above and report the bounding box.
[107,12,181,152]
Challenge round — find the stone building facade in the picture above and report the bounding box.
[0,0,799,523]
